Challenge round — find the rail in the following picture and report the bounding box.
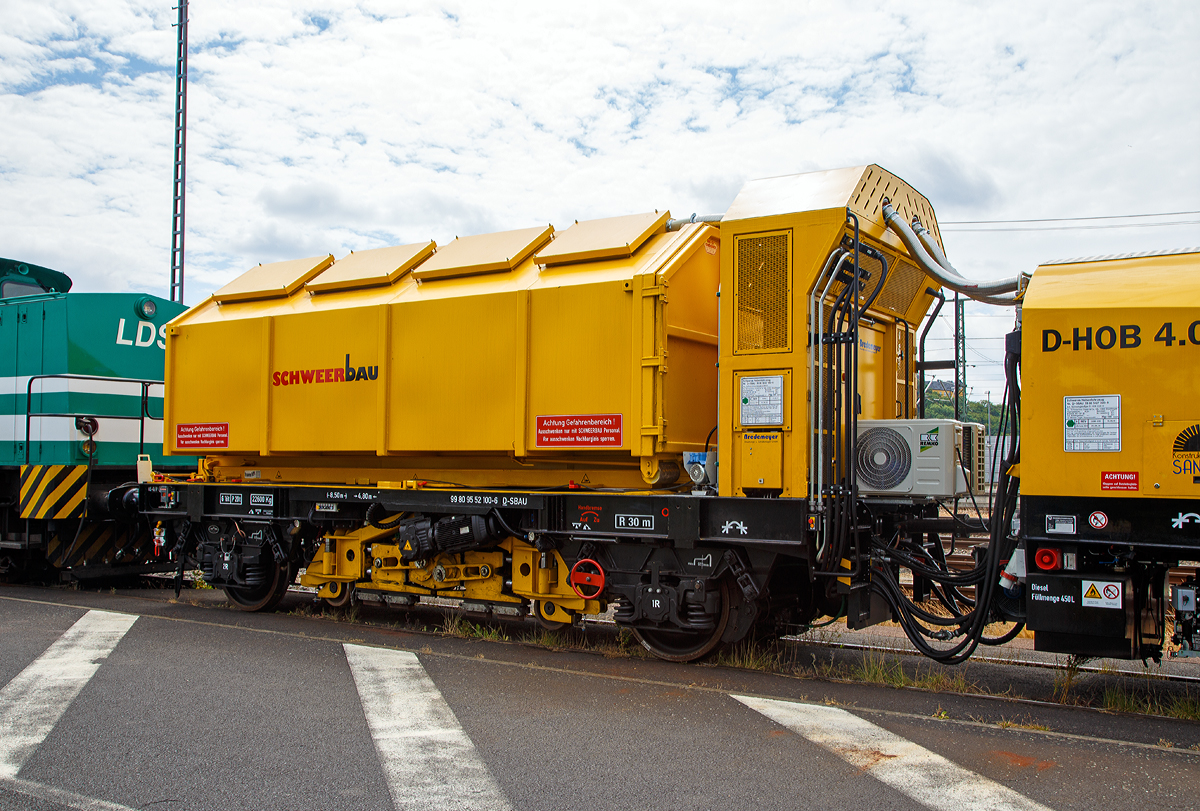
[23,373,165,464]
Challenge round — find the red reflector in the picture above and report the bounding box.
[1034,547,1062,571]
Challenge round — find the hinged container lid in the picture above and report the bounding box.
[213,255,333,303]
[306,242,435,293]
[534,211,669,266]
[412,225,553,281]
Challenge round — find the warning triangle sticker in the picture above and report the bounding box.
[1084,584,1102,600]
[404,541,412,551]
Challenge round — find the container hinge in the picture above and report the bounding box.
[640,422,667,439]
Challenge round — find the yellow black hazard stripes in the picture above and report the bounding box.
[19,464,88,520]
[46,521,150,569]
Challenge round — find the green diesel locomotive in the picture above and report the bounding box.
[1,257,192,580]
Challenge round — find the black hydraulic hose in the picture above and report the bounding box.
[703,425,718,455]
[819,281,854,572]
[489,508,522,540]
[848,212,861,573]
[987,376,1012,517]
[887,338,1024,664]
[832,284,853,569]
[980,621,1026,646]
[917,288,945,419]
[824,216,864,574]
[882,571,989,663]
[365,502,405,529]
[880,548,986,585]
[896,540,969,617]
[873,533,986,584]
[872,576,979,657]
[858,246,889,315]
[956,446,990,534]
[893,537,979,612]
[874,485,1015,663]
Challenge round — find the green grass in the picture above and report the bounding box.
[853,649,909,687]
[715,638,784,671]
[1102,682,1200,721]
[1052,654,1094,704]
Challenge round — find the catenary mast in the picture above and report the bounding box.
[169,1,188,303]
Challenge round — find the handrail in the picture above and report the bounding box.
[23,374,165,464]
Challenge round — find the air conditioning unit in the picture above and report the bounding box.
[855,419,977,498]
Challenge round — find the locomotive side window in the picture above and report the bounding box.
[1,279,45,298]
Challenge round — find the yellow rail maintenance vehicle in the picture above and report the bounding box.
[138,165,1199,663]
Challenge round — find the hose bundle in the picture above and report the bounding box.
[868,338,1024,664]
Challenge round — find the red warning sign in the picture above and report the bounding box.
[535,414,623,448]
[1100,471,1138,491]
[176,422,229,449]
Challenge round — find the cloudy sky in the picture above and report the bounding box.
[2,0,1197,393]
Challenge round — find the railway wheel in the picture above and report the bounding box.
[632,579,731,662]
[323,581,355,609]
[225,560,292,612]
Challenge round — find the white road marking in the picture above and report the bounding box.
[733,695,1055,811]
[0,610,138,778]
[0,775,140,811]
[344,643,512,811]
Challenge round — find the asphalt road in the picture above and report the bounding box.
[0,584,1197,811]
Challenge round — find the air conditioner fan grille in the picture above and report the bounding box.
[857,427,912,490]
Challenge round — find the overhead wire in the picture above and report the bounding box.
[943,209,1200,224]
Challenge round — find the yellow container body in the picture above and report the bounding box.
[1020,249,1200,499]
[164,218,719,488]
[717,165,943,497]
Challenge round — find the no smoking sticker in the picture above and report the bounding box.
[1088,511,1108,530]
[1082,579,1122,609]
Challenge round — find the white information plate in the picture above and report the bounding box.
[740,375,784,426]
[1063,395,1121,452]
[1082,579,1122,609]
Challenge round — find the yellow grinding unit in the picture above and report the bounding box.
[164,165,947,498]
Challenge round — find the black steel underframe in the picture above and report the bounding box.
[141,482,812,552]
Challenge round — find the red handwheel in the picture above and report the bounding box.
[569,559,606,600]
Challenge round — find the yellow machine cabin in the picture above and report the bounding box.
[717,166,944,498]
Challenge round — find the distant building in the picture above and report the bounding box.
[927,380,956,398]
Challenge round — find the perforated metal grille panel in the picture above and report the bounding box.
[876,260,926,317]
[850,165,943,249]
[735,232,790,353]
